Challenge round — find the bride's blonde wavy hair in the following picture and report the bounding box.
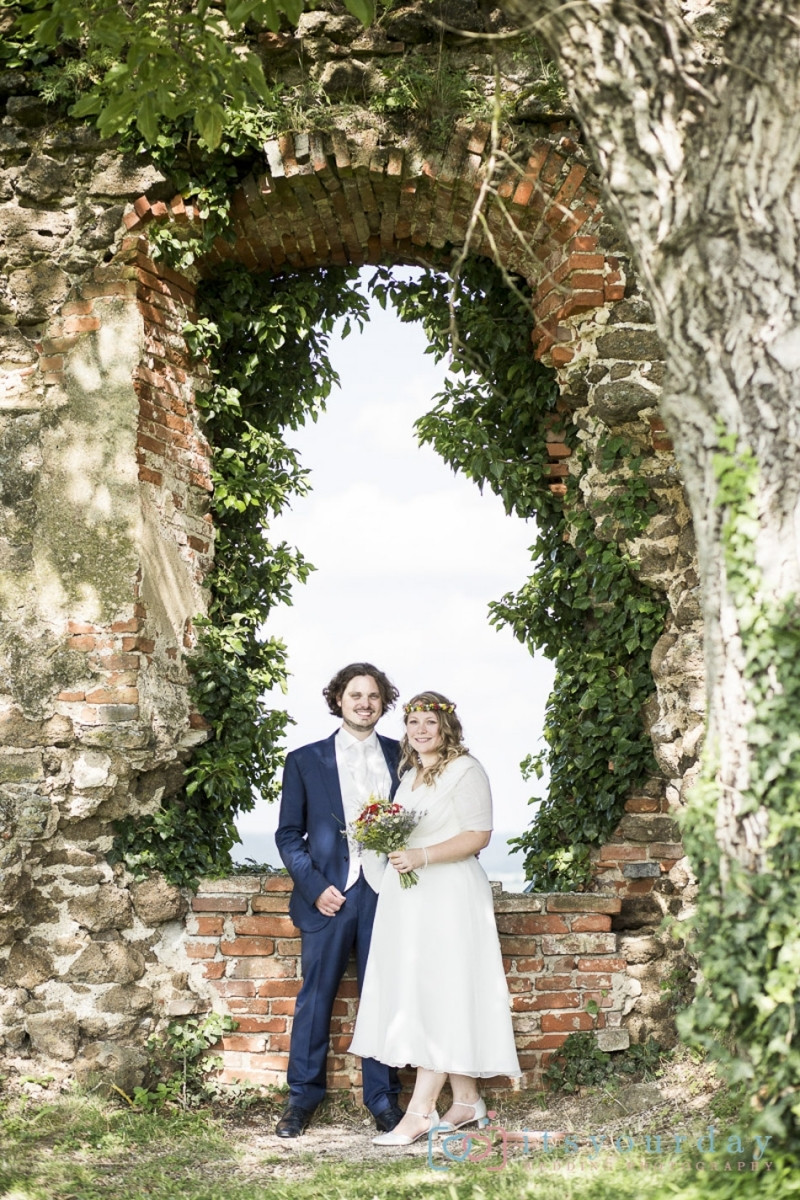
[398,690,468,785]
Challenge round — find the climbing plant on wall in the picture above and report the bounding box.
[678,432,800,1144]
[113,265,369,884]
[373,261,667,890]
[114,248,665,890]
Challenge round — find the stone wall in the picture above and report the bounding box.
[0,3,702,1088]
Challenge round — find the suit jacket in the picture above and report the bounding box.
[275,731,401,932]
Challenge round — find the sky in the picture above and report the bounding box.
[235,271,555,889]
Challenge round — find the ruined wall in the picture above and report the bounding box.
[0,3,703,1092]
[0,91,209,1076]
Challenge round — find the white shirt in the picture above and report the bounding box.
[335,727,392,891]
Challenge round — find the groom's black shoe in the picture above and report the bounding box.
[374,1104,405,1132]
[275,1104,315,1138]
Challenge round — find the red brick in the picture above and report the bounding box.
[63,315,101,334]
[228,957,297,980]
[511,995,541,1012]
[573,973,612,989]
[246,911,299,936]
[535,975,573,991]
[265,1033,291,1051]
[507,957,544,974]
[541,1011,603,1033]
[213,981,257,998]
[67,635,98,651]
[221,1034,266,1053]
[518,1034,568,1052]
[232,916,274,936]
[191,897,249,913]
[275,938,301,955]
[219,937,275,956]
[204,962,226,979]
[623,878,656,894]
[57,691,85,703]
[218,1000,259,1019]
[185,942,218,959]
[598,844,645,862]
[122,636,155,653]
[542,955,577,972]
[262,875,292,892]
[218,1057,288,1078]
[270,999,296,1016]
[139,466,164,487]
[111,618,141,634]
[67,621,98,635]
[496,914,568,935]
[576,957,627,972]
[233,1016,287,1034]
[570,915,612,932]
[192,917,224,936]
[498,936,538,955]
[531,991,580,1010]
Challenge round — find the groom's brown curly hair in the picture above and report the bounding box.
[323,662,400,717]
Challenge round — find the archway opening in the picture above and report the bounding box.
[234,267,557,889]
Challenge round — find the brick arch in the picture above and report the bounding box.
[121,122,626,506]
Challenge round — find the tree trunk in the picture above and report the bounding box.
[503,0,800,869]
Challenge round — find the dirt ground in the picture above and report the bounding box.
[228,1049,726,1178]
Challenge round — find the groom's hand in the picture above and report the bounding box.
[314,885,346,917]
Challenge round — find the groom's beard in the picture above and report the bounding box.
[342,714,379,734]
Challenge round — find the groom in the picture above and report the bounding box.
[274,662,404,1137]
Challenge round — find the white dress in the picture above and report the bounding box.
[349,755,521,1078]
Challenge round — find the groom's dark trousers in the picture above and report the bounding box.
[275,732,401,1115]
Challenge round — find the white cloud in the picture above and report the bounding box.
[270,483,535,584]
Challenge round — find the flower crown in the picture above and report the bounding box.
[403,701,456,714]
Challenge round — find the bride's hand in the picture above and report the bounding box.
[389,849,423,873]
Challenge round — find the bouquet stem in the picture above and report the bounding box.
[400,870,419,889]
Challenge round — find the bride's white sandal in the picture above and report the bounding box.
[372,1107,439,1146]
[437,1097,489,1132]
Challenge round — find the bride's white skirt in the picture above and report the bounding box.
[350,856,521,1078]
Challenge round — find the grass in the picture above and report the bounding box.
[0,1086,797,1200]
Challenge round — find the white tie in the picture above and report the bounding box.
[348,739,372,800]
[346,740,386,891]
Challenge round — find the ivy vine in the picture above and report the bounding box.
[113,265,369,884]
[679,430,800,1146]
[113,254,666,893]
[372,260,667,890]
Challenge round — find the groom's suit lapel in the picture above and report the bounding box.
[319,732,345,826]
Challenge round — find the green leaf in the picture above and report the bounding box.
[342,0,374,25]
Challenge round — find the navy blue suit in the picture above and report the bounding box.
[275,731,401,1114]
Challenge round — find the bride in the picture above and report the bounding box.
[348,691,520,1146]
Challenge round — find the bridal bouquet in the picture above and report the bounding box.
[348,795,425,888]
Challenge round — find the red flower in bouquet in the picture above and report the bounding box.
[348,794,425,888]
